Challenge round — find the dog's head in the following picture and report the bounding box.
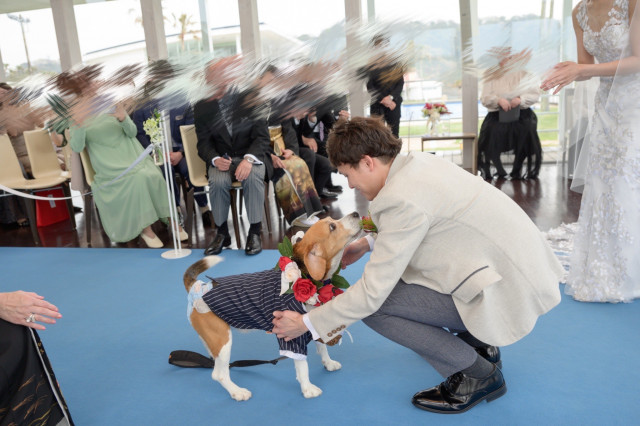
[292,212,362,281]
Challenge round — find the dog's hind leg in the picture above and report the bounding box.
[191,311,252,401]
[315,342,342,371]
[294,359,322,398]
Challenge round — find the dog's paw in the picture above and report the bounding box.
[301,383,323,398]
[322,359,342,371]
[230,388,252,401]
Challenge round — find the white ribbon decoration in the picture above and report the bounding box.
[0,144,153,201]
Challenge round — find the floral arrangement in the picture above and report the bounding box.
[359,213,378,233]
[276,235,350,306]
[143,109,164,165]
[421,102,451,118]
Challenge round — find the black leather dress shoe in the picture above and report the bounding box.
[245,232,262,256]
[325,184,343,193]
[319,189,338,199]
[411,365,506,414]
[475,345,502,369]
[204,233,231,255]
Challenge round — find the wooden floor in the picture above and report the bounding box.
[0,163,582,251]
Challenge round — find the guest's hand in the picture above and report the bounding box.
[272,310,307,341]
[235,158,252,181]
[214,156,232,171]
[282,149,294,159]
[169,151,183,166]
[0,291,62,330]
[541,61,584,94]
[113,102,129,122]
[338,110,350,120]
[302,135,318,152]
[510,97,521,108]
[498,98,511,111]
[387,100,397,111]
[271,154,285,169]
[341,237,370,269]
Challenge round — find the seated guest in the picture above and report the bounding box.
[267,120,323,227]
[300,110,347,197]
[478,47,542,180]
[132,101,213,227]
[59,68,187,247]
[0,290,73,425]
[195,57,268,256]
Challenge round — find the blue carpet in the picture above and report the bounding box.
[2,247,639,425]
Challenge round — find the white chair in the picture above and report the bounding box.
[0,134,75,245]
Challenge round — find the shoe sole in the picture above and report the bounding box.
[411,383,507,414]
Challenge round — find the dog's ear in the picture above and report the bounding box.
[304,243,327,281]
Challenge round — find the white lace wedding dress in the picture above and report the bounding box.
[556,0,640,303]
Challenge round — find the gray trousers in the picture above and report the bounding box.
[207,160,265,228]
[362,280,478,378]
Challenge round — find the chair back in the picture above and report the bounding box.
[0,133,28,186]
[180,125,208,187]
[23,129,65,179]
[79,149,96,187]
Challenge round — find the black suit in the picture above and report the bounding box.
[364,62,404,137]
[290,118,333,192]
[194,95,268,229]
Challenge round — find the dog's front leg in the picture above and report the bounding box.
[294,359,322,398]
[315,342,342,371]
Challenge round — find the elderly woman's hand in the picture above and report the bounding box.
[0,291,62,330]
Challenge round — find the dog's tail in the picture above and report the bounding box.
[183,256,223,292]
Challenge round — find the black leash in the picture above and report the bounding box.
[169,350,288,369]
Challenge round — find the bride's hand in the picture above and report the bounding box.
[541,62,583,94]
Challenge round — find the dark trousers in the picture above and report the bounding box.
[370,102,402,137]
[298,147,333,192]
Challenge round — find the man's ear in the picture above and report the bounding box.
[304,243,326,281]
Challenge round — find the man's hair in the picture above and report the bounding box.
[327,116,402,167]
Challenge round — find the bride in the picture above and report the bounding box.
[541,0,640,302]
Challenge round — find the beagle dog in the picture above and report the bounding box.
[183,212,361,400]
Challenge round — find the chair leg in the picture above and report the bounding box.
[83,193,92,247]
[185,188,195,247]
[230,189,242,249]
[24,195,41,246]
[62,182,76,230]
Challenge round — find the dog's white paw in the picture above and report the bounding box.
[230,388,252,401]
[301,383,323,399]
[322,359,342,371]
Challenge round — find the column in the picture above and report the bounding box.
[344,0,365,117]
[459,0,478,172]
[140,0,168,61]
[238,0,261,59]
[50,0,82,71]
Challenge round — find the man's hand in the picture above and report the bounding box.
[302,135,317,152]
[235,158,252,181]
[271,154,285,169]
[341,237,370,269]
[214,156,232,171]
[169,151,183,166]
[338,110,350,120]
[272,310,307,341]
[281,149,294,160]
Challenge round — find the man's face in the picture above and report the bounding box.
[337,158,383,202]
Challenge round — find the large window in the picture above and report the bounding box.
[0,8,60,84]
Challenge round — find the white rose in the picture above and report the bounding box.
[280,262,301,295]
[305,294,319,306]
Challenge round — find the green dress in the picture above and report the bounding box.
[70,114,171,242]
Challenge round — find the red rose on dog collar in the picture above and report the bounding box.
[278,256,293,271]
[292,278,316,302]
[317,284,336,304]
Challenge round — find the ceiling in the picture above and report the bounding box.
[0,0,111,15]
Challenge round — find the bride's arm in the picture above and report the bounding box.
[541,1,640,94]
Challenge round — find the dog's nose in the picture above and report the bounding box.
[350,211,359,218]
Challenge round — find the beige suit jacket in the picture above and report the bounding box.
[308,152,562,346]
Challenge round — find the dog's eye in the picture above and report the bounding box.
[329,223,336,232]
